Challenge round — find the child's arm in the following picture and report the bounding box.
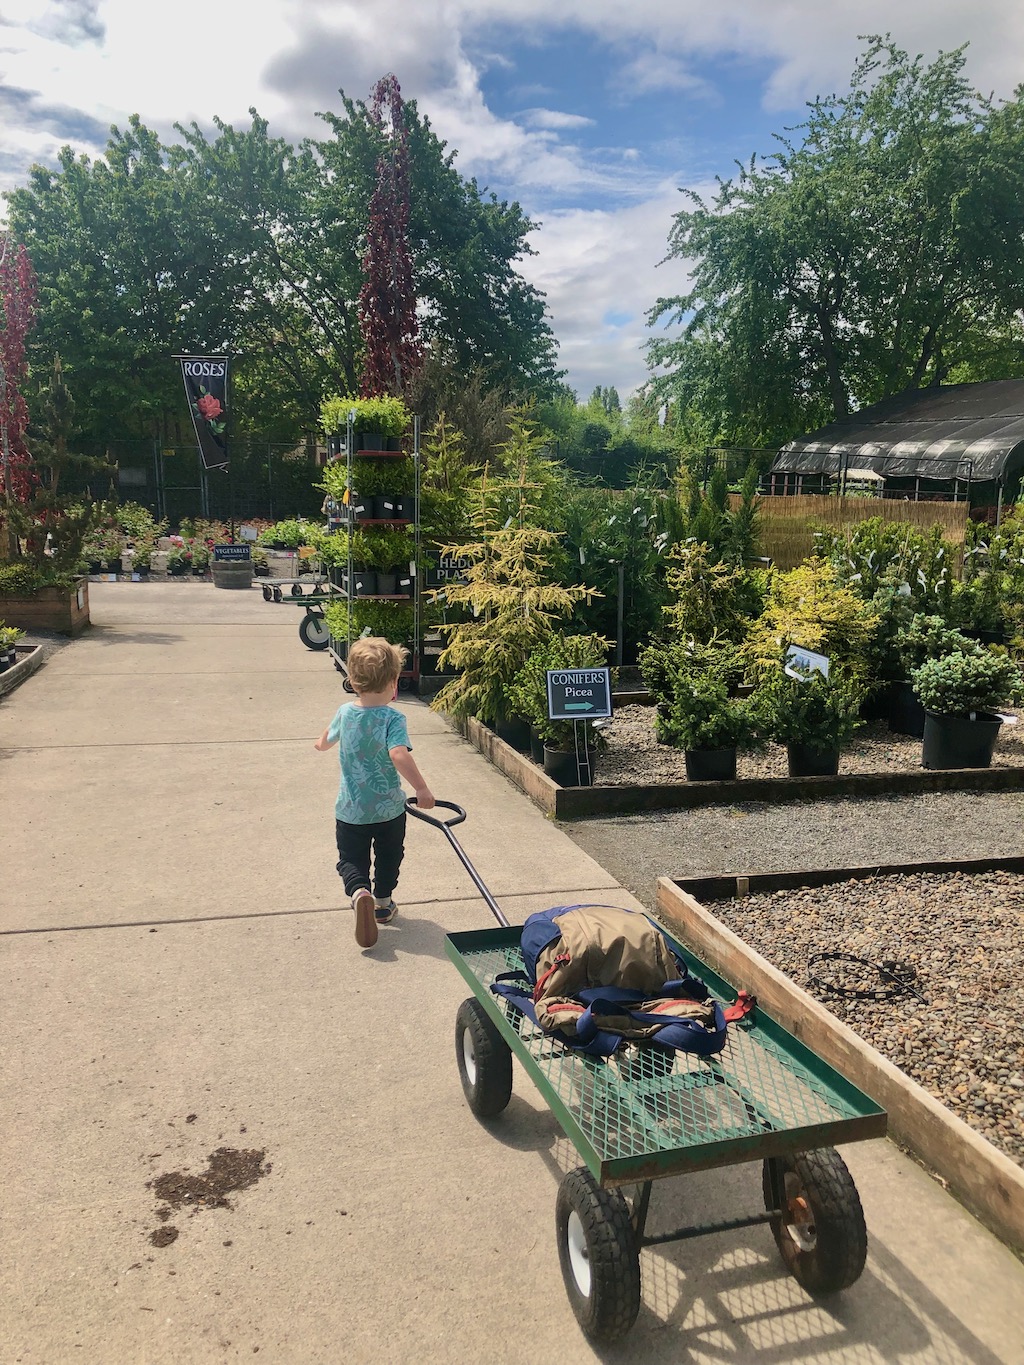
[313,726,337,752]
[389,745,435,809]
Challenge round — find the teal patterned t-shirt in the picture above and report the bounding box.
[327,702,411,824]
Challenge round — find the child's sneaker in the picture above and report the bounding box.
[374,898,397,924]
[352,889,378,948]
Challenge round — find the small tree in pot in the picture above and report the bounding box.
[754,667,865,777]
[508,632,611,763]
[912,650,1023,769]
[657,673,760,781]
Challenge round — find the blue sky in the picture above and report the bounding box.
[2,1,1022,400]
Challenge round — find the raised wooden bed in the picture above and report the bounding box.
[656,870,1024,1257]
[0,643,44,697]
[0,578,90,636]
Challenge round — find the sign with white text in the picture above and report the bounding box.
[546,667,612,721]
[784,645,830,681]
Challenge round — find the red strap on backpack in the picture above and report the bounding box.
[533,953,571,1003]
[723,990,756,1023]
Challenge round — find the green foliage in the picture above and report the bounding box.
[117,501,166,540]
[745,560,879,681]
[324,598,414,646]
[816,518,955,616]
[653,673,759,752]
[753,669,865,749]
[911,650,1023,715]
[0,624,26,647]
[663,543,766,644]
[429,515,598,725]
[648,37,1024,446]
[258,518,312,548]
[894,615,981,678]
[0,562,74,594]
[320,393,410,437]
[506,632,611,741]
[419,413,476,549]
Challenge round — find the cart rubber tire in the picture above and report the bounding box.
[261,584,272,601]
[299,614,330,650]
[555,1167,640,1344]
[291,583,304,597]
[272,586,283,602]
[455,998,512,1118]
[762,1148,867,1294]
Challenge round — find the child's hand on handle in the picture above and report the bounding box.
[415,787,436,811]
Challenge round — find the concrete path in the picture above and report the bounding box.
[2,581,1023,1364]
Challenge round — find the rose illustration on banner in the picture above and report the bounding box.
[192,385,226,435]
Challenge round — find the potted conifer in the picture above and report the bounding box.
[754,668,865,776]
[912,650,1023,769]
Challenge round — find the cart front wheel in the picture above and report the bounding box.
[762,1148,867,1294]
[299,613,330,650]
[555,1166,640,1344]
[455,998,512,1118]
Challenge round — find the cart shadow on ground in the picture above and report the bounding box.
[482,1101,1003,1364]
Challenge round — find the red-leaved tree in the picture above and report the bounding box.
[358,74,423,399]
[0,234,38,555]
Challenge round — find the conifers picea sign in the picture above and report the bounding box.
[177,355,229,469]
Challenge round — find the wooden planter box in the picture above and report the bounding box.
[0,578,90,636]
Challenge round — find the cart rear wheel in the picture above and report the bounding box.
[556,1167,640,1344]
[455,998,512,1118]
[762,1148,867,1294]
[261,584,272,601]
[291,583,305,597]
[299,614,330,650]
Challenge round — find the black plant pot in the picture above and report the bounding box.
[887,680,926,738]
[358,432,386,451]
[922,710,1003,770]
[392,496,412,520]
[254,564,270,577]
[353,571,378,596]
[350,499,373,522]
[530,726,545,763]
[88,560,104,575]
[105,560,122,575]
[684,747,737,782]
[495,715,531,752]
[962,627,1009,647]
[192,565,207,576]
[168,563,188,576]
[136,565,150,578]
[786,742,840,777]
[543,745,597,786]
[395,575,413,599]
[376,571,398,595]
[374,495,399,520]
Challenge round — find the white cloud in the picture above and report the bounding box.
[520,182,704,399]
[521,108,595,130]
[611,51,717,100]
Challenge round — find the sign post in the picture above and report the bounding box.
[545,667,612,786]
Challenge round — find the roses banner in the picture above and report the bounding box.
[178,355,229,469]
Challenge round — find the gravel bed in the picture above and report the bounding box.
[597,703,1024,784]
[710,871,1024,1168]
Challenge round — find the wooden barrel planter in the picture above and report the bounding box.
[211,561,254,590]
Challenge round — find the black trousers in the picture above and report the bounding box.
[335,812,406,899]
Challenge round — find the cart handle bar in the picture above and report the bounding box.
[405,799,509,928]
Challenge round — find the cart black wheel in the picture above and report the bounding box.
[291,583,304,597]
[455,997,512,1118]
[762,1148,867,1294]
[261,584,272,601]
[272,586,283,602]
[555,1166,640,1344]
[298,614,330,650]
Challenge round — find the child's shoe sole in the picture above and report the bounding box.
[353,890,378,948]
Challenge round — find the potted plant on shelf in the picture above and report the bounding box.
[656,674,760,782]
[166,543,191,576]
[189,541,211,575]
[320,393,411,453]
[911,650,1023,769]
[753,667,865,777]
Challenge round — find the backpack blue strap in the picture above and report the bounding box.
[490,979,623,1057]
[574,999,728,1056]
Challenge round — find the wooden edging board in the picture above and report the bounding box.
[456,714,1024,820]
[0,644,44,699]
[656,875,1024,1256]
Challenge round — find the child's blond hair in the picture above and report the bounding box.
[347,637,408,694]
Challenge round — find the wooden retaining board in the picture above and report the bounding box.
[656,874,1024,1256]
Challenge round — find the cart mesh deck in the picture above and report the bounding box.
[446,927,886,1186]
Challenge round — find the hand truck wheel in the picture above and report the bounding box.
[555,1166,640,1344]
[762,1147,867,1294]
[454,997,512,1118]
[298,613,330,650]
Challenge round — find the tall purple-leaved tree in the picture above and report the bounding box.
[358,74,423,399]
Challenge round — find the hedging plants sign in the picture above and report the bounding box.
[546,667,612,720]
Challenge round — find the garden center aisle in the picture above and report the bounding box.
[1,581,1023,1363]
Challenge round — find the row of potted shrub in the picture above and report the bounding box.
[639,632,1023,780]
[0,624,26,672]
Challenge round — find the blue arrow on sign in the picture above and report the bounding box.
[564,701,594,711]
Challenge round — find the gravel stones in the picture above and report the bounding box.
[597,704,1024,785]
[712,870,1024,1168]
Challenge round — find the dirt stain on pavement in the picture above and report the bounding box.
[147,1146,271,1247]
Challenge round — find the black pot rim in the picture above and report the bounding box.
[924,709,1004,724]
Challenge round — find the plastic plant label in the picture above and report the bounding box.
[784,644,830,681]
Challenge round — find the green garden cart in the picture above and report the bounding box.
[408,799,888,1345]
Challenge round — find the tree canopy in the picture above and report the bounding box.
[4,86,560,452]
[647,36,1024,448]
